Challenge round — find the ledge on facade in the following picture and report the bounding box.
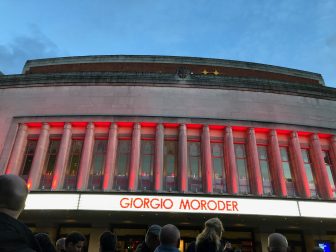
[22,55,325,85]
[0,72,335,101]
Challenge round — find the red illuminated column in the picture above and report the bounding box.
[178,124,188,192]
[154,124,164,192]
[330,136,336,181]
[268,129,287,196]
[6,124,28,175]
[128,123,141,191]
[246,128,263,196]
[76,122,95,191]
[28,123,50,190]
[52,123,72,190]
[224,126,238,194]
[102,123,118,191]
[202,125,212,193]
[289,131,310,198]
[310,134,333,199]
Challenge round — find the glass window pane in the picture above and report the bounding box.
[188,142,201,177]
[235,144,245,158]
[117,155,128,175]
[283,162,292,180]
[213,158,223,178]
[63,140,83,190]
[21,140,37,180]
[190,157,200,177]
[190,142,200,156]
[90,140,107,175]
[139,140,154,190]
[237,159,248,180]
[164,141,178,191]
[140,155,152,175]
[116,140,130,176]
[301,149,309,163]
[280,147,289,161]
[212,144,223,157]
[235,143,250,194]
[260,161,271,181]
[258,146,268,160]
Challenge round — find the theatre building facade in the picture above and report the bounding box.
[0,55,336,251]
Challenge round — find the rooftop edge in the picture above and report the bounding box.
[22,55,325,85]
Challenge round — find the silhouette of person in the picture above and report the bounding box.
[0,174,41,252]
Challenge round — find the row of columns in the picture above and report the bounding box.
[5,122,336,199]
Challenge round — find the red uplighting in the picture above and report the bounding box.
[26,122,42,128]
[71,122,88,127]
[297,131,312,136]
[255,128,270,133]
[163,123,179,128]
[209,125,225,130]
[94,122,111,127]
[232,126,247,131]
[140,122,157,127]
[186,123,203,129]
[117,122,133,127]
[27,182,32,190]
[49,122,65,127]
[276,129,291,135]
[318,133,332,139]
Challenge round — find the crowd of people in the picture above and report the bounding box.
[0,174,326,252]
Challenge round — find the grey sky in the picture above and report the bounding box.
[0,0,335,87]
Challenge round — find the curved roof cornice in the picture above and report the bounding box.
[22,55,325,85]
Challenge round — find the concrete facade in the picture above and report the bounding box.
[0,55,336,252]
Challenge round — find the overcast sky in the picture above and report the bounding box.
[0,0,335,87]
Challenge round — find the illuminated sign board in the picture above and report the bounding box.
[24,193,336,219]
[298,201,336,218]
[25,193,79,210]
[78,195,299,216]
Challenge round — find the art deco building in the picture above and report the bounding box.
[0,56,335,251]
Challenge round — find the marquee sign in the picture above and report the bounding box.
[24,193,303,217]
[78,194,299,217]
[24,193,336,218]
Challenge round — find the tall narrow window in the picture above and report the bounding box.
[138,140,154,190]
[280,147,296,196]
[322,150,336,198]
[88,139,107,190]
[20,140,37,182]
[211,142,226,193]
[163,140,178,191]
[188,141,202,192]
[257,145,273,195]
[234,143,250,194]
[40,140,60,190]
[301,149,319,197]
[114,140,131,190]
[63,140,83,190]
